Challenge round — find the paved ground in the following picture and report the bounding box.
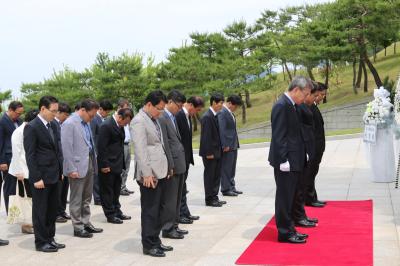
[0,137,399,265]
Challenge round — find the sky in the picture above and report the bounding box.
[0,0,330,98]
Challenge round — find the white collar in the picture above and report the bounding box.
[209,107,217,116]
[284,92,296,106]
[182,106,189,117]
[223,104,233,114]
[112,114,120,127]
[37,114,49,127]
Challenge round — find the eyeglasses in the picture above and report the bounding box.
[48,109,58,114]
[154,105,164,112]
[173,101,183,109]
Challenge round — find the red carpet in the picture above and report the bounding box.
[236,200,373,266]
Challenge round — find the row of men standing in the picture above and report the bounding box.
[269,76,328,244]
[0,97,134,251]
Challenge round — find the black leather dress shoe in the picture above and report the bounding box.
[117,214,131,220]
[317,200,327,205]
[159,243,173,252]
[308,202,325,208]
[162,230,184,239]
[36,243,58,252]
[295,232,309,239]
[61,212,71,220]
[84,223,103,233]
[206,201,223,207]
[222,191,238,196]
[218,200,227,205]
[307,217,319,223]
[143,247,165,257]
[233,189,243,194]
[188,215,200,220]
[56,216,68,223]
[176,228,188,235]
[295,219,317,228]
[278,235,306,244]
[0,239,9,246]
[179,217,193,224]
[74,229,93,238]
[107,217,123,224]
[50,241,66,249]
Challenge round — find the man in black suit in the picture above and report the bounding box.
[0,101,24,212]
[90,100,113,205]
[268,76,312,244]
[199,93,225,207]
[158,90,188,240]
[97,108,133,224]
[218,95,243,197]
[24,96,65,252]
[54,102,72,223]
[175,96,204,224]
[292,82,320,228]
[305,82,328,207]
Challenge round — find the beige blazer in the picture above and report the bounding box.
[132,109,168,181]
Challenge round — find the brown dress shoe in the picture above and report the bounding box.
[21,224,34,234]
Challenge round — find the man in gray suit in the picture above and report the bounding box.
[218,95,243,196]
[61,99,103,238]
[90,99,113,205]
[132,90,170,257]
[158,90,188,240]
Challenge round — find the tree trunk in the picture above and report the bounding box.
[395,42,397,54]
[373,46,377,63]
[363,50,382,87]
[355,56,363,89]
[306,66,315,81]
[352,57,358,94]
[245,89,251,108]
[282,64,286,81]
[361,60,368,92]
[323,60,329,104]
[239,92,246,124]
[293,65,297,76]
[283,61,292,81]
[385,47,387,57]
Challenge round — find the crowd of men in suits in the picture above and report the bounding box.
[0,89,245,257]
[269,76,327,244]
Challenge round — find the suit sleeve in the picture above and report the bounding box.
[23,124,40,183]
[61,122,77,175]
[97,123,112,169]
[0,121,6,164]
[132,118,152,178]
[159,118,174,171]
[200,115,214,157]
[271,104,288,164]
[218,112,234,149]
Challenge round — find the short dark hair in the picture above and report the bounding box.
[74,102,81,111]
[25,109,39,122]
[167,90,186,104]
[226,95,243,106]
[317,82,328,91]
[187,96,205,108]
[58,102,72,114]
[117,98,130,109]
[80,99,99,111]
[39,96,58,110]
[210,92,224,106]
[117,108,134,120]
[99,100,113,111]
[144,90,167,106]
[310,81,318,94]
[8,101,23,111]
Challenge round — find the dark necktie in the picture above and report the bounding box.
[46,123,55,143]
[152,118,161,141]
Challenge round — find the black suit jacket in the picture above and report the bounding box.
[268,94,306,172]
[0,114,22,165]
[90,113,103,149]
[298,104,316,160]
[199,109,222,159]
[311,104,326,154]
[24,117,63,184]
[97,117,125,175]
[176,109,194,169]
